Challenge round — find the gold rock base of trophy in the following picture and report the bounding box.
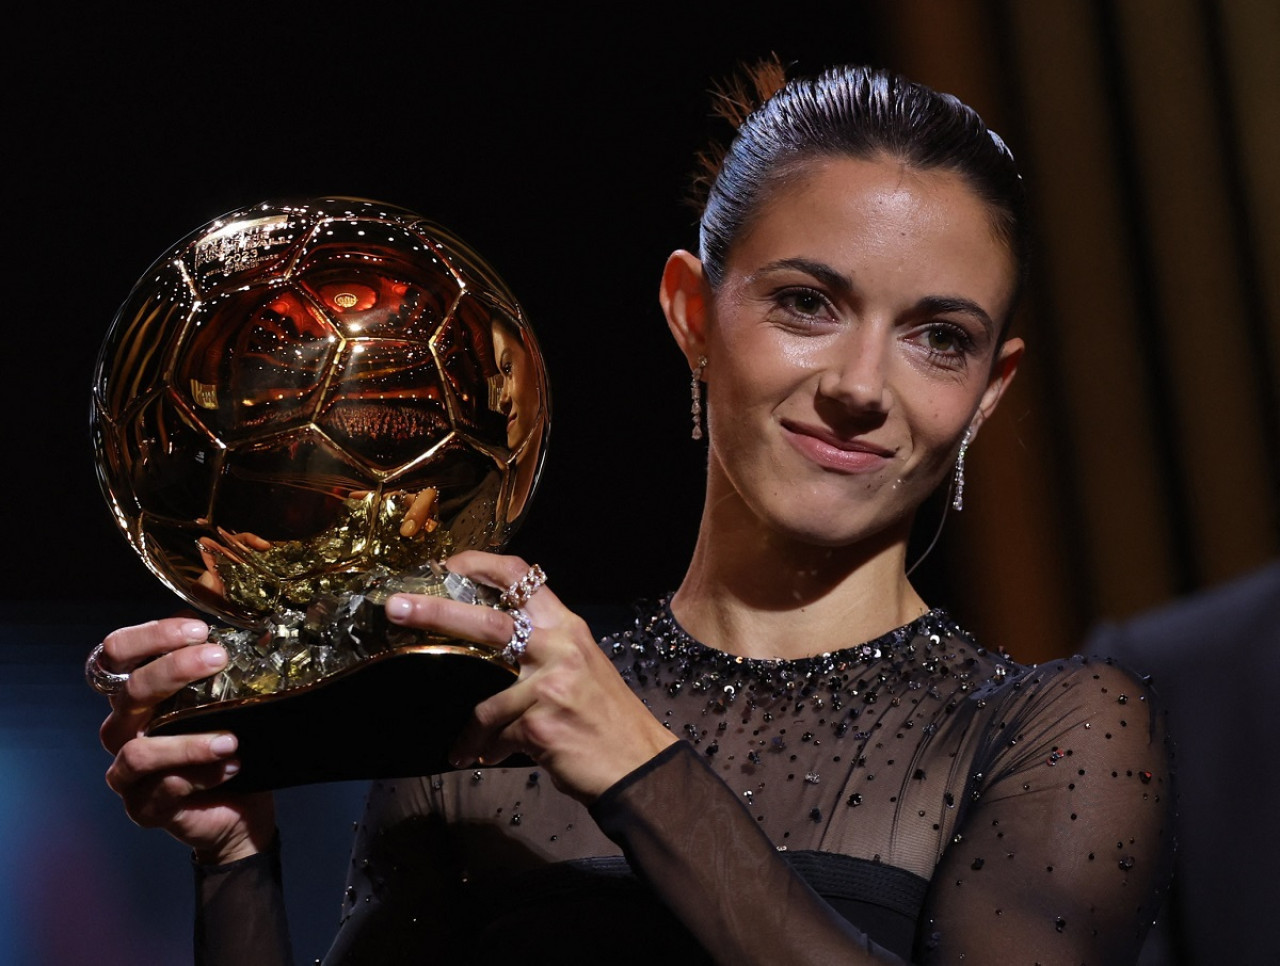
[148,646,522,791]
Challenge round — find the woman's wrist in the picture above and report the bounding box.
[192,821,278,868]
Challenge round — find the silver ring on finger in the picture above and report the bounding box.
[500,607,533,665]
[85,642,131,695]
[499,564,547,610]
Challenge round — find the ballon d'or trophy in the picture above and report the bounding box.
[92,198,550,790]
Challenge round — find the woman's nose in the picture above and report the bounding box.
[817,333,891,414]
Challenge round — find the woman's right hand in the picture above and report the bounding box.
[98,618,276,864]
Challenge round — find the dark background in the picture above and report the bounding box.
[3,3,894,615]
[0,6,896,963]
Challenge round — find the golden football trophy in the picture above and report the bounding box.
[91,197,549,789]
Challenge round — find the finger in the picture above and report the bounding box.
[240,532,272,552]
[449,683,530,768]
[197,569,226,594]
[116,642,228,712]
[400,487,439,537]
[444,550,531,589]
[107,732,239,795]
[385,591,520,648]
[122,761,245,828]
[100,617,210,673]
[474,735,526,768]
[100,644,229,752]
[444,551,561,618]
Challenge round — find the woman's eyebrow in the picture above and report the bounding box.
[747,257,853,297]
[915,295,996,335]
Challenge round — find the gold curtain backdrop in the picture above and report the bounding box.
[879,0,1280,661]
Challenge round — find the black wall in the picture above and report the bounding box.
[4,5,885,615]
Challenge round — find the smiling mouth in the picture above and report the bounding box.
[780,420,894,472]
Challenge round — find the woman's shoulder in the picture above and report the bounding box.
[1001,650,1158,706]
[973,650,1167,770]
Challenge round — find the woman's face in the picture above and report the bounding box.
[674,155,1023,550]
[492,325,538,450]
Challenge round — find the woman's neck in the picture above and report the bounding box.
[670,491,928,661]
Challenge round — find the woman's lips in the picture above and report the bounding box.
[780,420,894,473]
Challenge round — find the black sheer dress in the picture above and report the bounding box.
[197,599,1174,965]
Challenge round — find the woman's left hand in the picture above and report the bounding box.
[384,551,676,803]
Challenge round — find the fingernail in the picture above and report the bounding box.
[386,596,412,621]
[182,621,210,643]
[210,734,236,756]
[222,760,241,777]
[400,518,418,537]
[202,645,228,668]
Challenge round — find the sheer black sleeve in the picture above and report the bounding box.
[193,835,293,966]
[919,658,1174,964]
[592,741,910,963]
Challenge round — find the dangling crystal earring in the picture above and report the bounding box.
[691,356,707,440]
[952,426,973,512]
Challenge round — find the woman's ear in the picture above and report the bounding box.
[969,336,1024,438]
[659,250,710,367]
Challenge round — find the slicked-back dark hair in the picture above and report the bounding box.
[696,62,1028,329]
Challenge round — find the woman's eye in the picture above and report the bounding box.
[776,288,831,318]
[919,324,976,364]
[926,327,960,352]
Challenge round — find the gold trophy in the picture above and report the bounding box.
[91,198,550,789]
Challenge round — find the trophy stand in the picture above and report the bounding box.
[148,563,524,790]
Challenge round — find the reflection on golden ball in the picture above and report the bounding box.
[93,197,550,629]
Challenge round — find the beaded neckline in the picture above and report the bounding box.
[628,595,968,664]
[604,596,982,710]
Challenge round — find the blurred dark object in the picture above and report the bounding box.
[1085,561,1280,966]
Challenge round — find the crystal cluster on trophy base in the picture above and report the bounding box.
[162,562,504,715]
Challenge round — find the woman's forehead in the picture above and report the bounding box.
[726,157,1016,301]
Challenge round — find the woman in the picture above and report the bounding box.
[490,313,547,521]
[95,62,1173,964]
